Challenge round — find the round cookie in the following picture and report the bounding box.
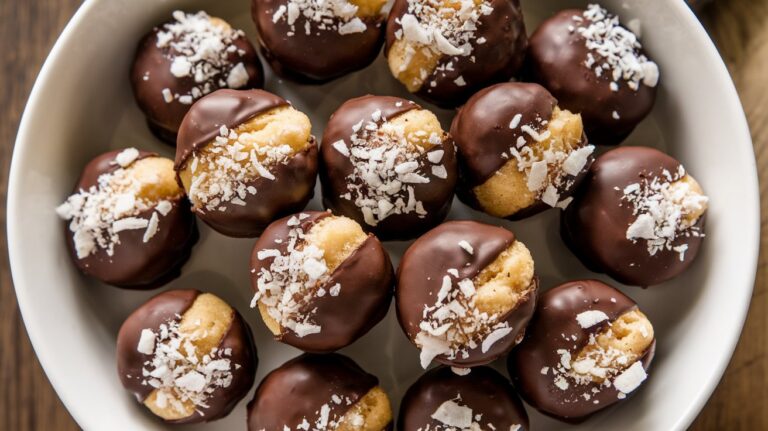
[452,82,594,220]
[56,148,198,289]
[320,95,457,241]
[399,366,529,431]
[527,5,659,145]
[247,353,393,430]
[396,220,537,368]
[117,289,257,424]
[508,280,656,423]
[250,211,393,352]
[251,0,388,83]
[131,10,263,144]
[175,88,318,238]
[385,0,527,108]
[561,146,708,286]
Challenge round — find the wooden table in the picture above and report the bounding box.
[0,0,764,429]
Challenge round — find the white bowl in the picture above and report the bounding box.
[8,0,758,429]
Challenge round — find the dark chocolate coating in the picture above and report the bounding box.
[385,0,527,108]
[508,280,656,423]
[396,220,537,367]
[251,0,385,83]
[561,146,706,286]
[398,366,529,431]
[320,95,457,241]
[65,150,198,289]
[117,289,258,424]
[527,9,657,146]
[250,211,394,352]
[247,353,386,431]
[130,16,264,145]
[175,89,318,237]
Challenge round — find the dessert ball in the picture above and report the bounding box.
[399,366,529,431]
[250,211,393,352]
[251,0,388,83]
[131,10,264,144]
[247,353,393,430]
[396,220,537,368]
[175,88,318,238]
[385,0,527,107]
[320,95,456,241]
[528,5,660,145]
[508,280,656,423]
[117,289,257,424]
[452,82,594,220]
[56,148,198,289]
[561,146,708,286]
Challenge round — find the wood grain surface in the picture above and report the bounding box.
[0,0,764,430]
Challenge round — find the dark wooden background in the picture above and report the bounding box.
[1,0,765,429]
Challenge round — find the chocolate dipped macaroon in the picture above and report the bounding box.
[250,211,393,352]
[131,10,264,144]
[396,220,537,369]
[399,366,529,431]
[320,95,456,241]
[561,146,708,287]
[247,353,393,430]
[385,0,527,108]
[452,82,594,220]
[251,0,387,83]
[56,148,197,289]
[508,280,656,423]
[117,289,257,424]
[175,88,318,237]
[527,5,660,145]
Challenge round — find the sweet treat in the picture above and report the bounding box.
[561,146,708,286]
[131,10,264,144]
[320,95,456,240]
[247,353,392,430]
[527,5,660,145]
[385,0,527,107]
[508,280,656,423]
[452,82,594,219]
[251,0,388,83]
[175,88,318,237]
[396,220,537,368]
[250,211,393,352]
[56,149,197,289]
[117,289,257,424]
[399,366,529,431]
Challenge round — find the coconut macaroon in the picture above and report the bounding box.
[56,148,198,289]
[174,88,318,238]
[320,95,457,241]
[508,280,656,423]
[131,10,263,144]
[385,0,527,107]
[396,221,537,368]
[251,0,388,83]
[561,146,709,286]
[248,353,392,431]
[452,82,594,220]
[250,211,394,352]
[117,290,257,424]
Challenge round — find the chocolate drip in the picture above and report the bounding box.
[320,95,457,240]
[250,210,394,352]
[247,353,383,431]
[399,366,529,431]
[396,220,537,367]
[561,146,705,286]
[508,280,656,423]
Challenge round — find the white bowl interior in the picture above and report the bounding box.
[8,0,758,430]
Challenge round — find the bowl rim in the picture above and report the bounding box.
[7,0,760,430]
